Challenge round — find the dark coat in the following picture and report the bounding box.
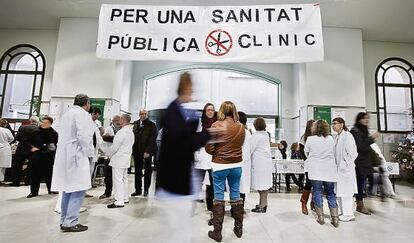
[350,126,375,175]
[15,124,39,156]
[156,99,210,196]
[132,119,157,156]
[29,127,59,164]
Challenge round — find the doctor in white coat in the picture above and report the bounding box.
[238,112,252,205]
[107,114,134,208]
[51,94,94,233]
[0,119,14,182]
[250,118,273,213]
[332,117,358,222]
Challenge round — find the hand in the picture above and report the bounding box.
[371,131,380,140]
[143,152,150,159]
[31,147,40,152]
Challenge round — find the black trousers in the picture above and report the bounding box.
[206,169,214,211]
[11,154,27,186]
[30,153,53,194]
[285,173,301,190]
[303,172,312,191]
[133,154,152,193]
[104,158,113,196]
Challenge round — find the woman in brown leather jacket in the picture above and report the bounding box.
[205,101,245,242]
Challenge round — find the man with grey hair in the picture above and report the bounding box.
[107,114,134,208]
[11,116,40,186]
[51,94,95,232]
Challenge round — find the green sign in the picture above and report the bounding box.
[90,98,105,125]
[313,106,331,125]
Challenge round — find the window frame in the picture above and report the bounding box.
[375,57,414,133]
[0,44,46,120]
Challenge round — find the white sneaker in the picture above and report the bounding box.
[80,207,87,213]
[339,215,355,222]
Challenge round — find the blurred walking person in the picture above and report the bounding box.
[155,73,210,243]
[350,112,377,215]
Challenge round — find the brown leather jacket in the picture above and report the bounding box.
[205,117,245,164]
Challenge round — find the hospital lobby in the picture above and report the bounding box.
[0,1,414,243]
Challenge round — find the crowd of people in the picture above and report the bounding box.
[0,72,396,241]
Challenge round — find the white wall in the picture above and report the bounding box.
[363,41,414,112]
[0,29,58,113]
[304,28,366,108]
[51,18,117,99]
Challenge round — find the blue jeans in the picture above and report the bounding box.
[311,180,337,209]
[61,191,86,227]
[212,167,242,201]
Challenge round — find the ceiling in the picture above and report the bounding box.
[0,0,413,43]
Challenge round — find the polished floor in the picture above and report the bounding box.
[0,176,413,243]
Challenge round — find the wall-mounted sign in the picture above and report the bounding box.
[97,4,324,63]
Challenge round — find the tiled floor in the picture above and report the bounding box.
[1,176,413,243]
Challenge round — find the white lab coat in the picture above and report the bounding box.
[251,131,273,190]
[305,135,337,182]
[89,125,103,162]
[333,131,358,197]
[51,106,95,193]
[101,125,116,155]
[194,148,212,170]
[0,127,14,168]
[240,130,253,194]
[108,125,134,168]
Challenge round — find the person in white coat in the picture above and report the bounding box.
[51,94,95,233]
[107,114,134,208]
[250,117,273,213]
[0,119,14,183]
[305,120,339,227]
[238,112,252,206]
[332,117,358,222]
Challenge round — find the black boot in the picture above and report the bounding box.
[208,200,225,242]
[230,199,244,238]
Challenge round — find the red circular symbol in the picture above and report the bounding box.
[205,29,233,56]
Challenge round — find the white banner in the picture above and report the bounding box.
[97,4,324,63]
[274,159,305,174]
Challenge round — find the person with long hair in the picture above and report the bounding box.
[205,101,245,242]
[299,120,315,215]
[305,120,339,227]
[332,117,358,222]
[250,117,273,213]
[350,112,376,215]
[194,103,216,220]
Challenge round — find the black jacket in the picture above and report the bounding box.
[156,99,210,195]
[15,124,39,156]
[29,127,58,154]
[350,126,375,175]
[132,119,157,156]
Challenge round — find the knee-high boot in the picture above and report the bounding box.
[230,199,244,238]
[208,200,225,242]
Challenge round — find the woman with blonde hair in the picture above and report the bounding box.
[206,101,245,242]
[250,117,273,213]
[305,120,339,227]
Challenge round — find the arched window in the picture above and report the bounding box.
[375,57,414,132]
[0,44,45,119]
